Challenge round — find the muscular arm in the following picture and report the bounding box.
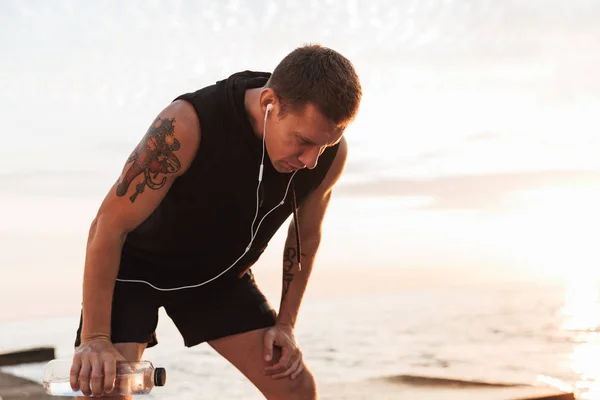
[276,137,348,328]
[80,100,200,341]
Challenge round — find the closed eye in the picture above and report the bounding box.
[294,132,336,149]
[296,135,313,146]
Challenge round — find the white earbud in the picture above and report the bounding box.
[259,104,273,182]
[263,104,273,127]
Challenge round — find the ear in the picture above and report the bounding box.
[259,88,279,114]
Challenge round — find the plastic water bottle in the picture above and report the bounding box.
[42,359,166,396]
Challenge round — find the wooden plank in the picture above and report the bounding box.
[0,347,55,367]
[320,376,576,400]
[0,370,70,399]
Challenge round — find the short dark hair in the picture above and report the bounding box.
[266,44,362,130]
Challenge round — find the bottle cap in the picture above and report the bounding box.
[154,367,167,386]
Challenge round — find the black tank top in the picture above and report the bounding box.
[118,71,340,289]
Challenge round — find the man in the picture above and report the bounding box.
[69,43,362,400]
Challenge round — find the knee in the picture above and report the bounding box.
[295,369,317,399]
[275,368,317,400]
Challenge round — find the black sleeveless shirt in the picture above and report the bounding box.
[118,71,340,289]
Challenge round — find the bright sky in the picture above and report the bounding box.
[0,0,599,320]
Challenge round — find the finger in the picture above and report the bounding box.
[265,347,291,375]
[78,360,92,396]
[69,357,82,391]
[263,329,276,362]
[271,356,301,380]
[103,358,117,394]
[271,356,300,380]
[290,358,305,380]
[90,354,105,397]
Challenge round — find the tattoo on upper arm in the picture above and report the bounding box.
[282,247,296,299]
[116,117,182,203]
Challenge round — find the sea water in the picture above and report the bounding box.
[2,281,599,399]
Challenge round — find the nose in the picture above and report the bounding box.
[298,146,321,170]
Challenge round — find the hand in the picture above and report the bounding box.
[70,336,127,397]
[263,324,304,380]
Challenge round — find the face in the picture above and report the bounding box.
[263,100,343,174]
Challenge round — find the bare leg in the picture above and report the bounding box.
[209,328,317,400]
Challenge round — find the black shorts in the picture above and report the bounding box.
[74,270,277,348]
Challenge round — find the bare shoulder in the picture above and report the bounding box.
[166,99,201,137]
[156,99,201,176]
[94,98,202,233]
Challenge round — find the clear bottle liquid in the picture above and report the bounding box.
[42,359,166,396]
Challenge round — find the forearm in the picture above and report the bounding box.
[277,235,320,328]
[81,217,127,341]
